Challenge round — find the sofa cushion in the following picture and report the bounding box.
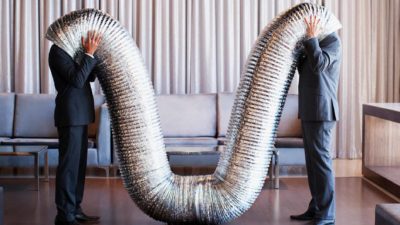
[88,95,105,138]
[279,148,306,166]
[0,146,13,153]
[217,93,302,138]
[156,94,217,137]
[0,137,10,144]
[0,93,15,137]
[47,148,99,167]
[164,137,218,146]
[277,95,302,137]
[14,94,58,138]
[217,137,303,148]
[14,94,104,138]
[166,146,219,154]
[275,137,304,148]
[1,138,96,148]
[217,93,235,137]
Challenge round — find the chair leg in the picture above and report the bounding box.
[274,151,279,189]
[269,154,274,188]
[99,166,109,177]
[112,165,119,177]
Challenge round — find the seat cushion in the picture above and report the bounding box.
[0,146,13,153]
[166,146,219,155]
[0,93,15,137]
[0,137,10,144]
[157,94,217,137]
[87,95,105,138]
[279,148,306,166]
[217,93,235,137]
[275,137,304,148]
[1,138,96,148]
[164,137,218,146]
[46,148,99,167]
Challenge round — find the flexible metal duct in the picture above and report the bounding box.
[46,3,341,224]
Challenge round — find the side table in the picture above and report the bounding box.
[0,145,49,191]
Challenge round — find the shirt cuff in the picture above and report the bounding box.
[85,53,94,58]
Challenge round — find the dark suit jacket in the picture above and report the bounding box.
[48,44,98,127]
[298,32,341,121]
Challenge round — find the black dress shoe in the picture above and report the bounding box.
[55,217,83,225]
[314,219,335,225]
[290,211,315,221]
[75,211,100,223]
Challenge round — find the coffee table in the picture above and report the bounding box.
[166,146,279,188]
[0,145,49,191]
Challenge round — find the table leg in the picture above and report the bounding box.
[34,153,40,191]
[44,151,49,182]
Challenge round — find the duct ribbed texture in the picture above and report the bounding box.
[46,3,341,224]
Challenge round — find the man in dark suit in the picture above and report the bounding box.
[290,16,341,225]
[49,31,102,225]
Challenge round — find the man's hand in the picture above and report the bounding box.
[304,16,321,39]
[81,31,102,55]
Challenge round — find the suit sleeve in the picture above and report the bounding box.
[84,53,98,82]
[303,35,340,74]
[49,46,97,88]
[88,71,97,82]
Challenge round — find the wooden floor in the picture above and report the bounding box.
[1,176,396,225]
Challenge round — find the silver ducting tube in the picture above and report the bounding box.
[46,3,341,224]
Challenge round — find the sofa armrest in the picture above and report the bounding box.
[96,103,111,166]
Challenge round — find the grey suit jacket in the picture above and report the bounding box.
[298,32,341,121]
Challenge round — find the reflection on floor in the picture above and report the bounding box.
[333,159,362,177]
[1,176,396,225]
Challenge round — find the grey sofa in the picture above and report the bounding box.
[114,93,305,176]
[0,92,304,178]
[0,93,111,175]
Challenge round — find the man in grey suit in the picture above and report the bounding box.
[290,16,341,225]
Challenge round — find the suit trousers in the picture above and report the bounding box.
[302,121,335,220]
[56,125,88,222]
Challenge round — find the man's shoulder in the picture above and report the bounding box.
[321,32,341,46]
[320,32,341,57]
[50,44,60,52]
[49,44,68,56]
